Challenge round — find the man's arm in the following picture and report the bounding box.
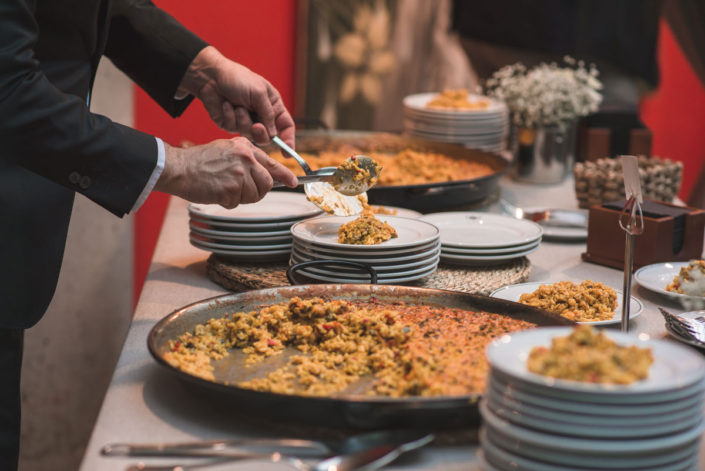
[0,0,157,217]
[104,0,208,117]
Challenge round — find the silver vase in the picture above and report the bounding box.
[510,121,578,184]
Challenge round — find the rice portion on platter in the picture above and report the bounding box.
[163,297,535,397]
[528,325,653,384]
[337,214,397,245]
[519,280,617,322]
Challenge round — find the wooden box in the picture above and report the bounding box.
[582,200,705,270]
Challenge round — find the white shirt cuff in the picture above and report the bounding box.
[130,137,166,213]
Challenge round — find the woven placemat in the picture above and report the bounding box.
[206,254,530,295]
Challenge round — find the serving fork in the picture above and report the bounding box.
[658,307,705,344]
[121,432,434,471]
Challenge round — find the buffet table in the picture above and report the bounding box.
[79,177,704,471]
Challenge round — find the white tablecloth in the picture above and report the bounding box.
[79,177,704,470]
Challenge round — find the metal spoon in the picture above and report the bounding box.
[273,155,380,196]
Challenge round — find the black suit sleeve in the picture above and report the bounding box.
[105,0,209,117]
[0,0,158,217]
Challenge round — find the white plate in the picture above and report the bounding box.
[506,206,588,241]
[441,241,539,257]
[403,120,507,135]
[291,215,439,250]
[189,235,292,251]
[189,221,291,242]
[290,247,440,273]
[419,212,543,248]
[440,240,539,255]
[486,394,701,439]
[189,225,292,244]
[635,261,705,304]
[292,242,441,264]
[489,281,643,325]
[403,106,507,122]
[403,92,506,115]
[290,263,438,285]
[481,401,703,455]
[289,254,439,279]
[665,310,705,349]
[479,428,699,471]
[363,206,423,219]
[188,192,322,222]
[292,238,439,257]
[488,375,705,417]
[486,327,705,396]
[191,246,291,263]
[439,245,539,266]
[190,216,300,232]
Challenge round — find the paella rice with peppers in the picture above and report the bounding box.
[163,297,535,397]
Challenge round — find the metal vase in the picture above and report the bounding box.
[510,121,578,184]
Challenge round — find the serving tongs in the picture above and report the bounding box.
[618,156,645,332]
[269,135,379,196]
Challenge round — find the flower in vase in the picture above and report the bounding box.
[486,57,603,130]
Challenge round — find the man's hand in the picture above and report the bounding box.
[177,46,295,148]
[155,138,298,208]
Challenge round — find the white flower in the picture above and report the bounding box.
[486,58,603,129]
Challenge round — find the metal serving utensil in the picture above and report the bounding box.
[105,429,428,461]
[123,431,434,471]
[272,136,314,176]
[102,438,331,459]
[658,307,705,344]
[499,200,588,228]
[618,156,645,333]
[272,153,380,197]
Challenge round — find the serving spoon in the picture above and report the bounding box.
[270,136,379,196]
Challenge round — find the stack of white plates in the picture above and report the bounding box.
[289,215,440,284]
[402,92,509,152]
[418,212,542,266]
[188,192,323,262]
[480,327,705,471]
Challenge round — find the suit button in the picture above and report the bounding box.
[79,176,92,189]
[69,171,80,184]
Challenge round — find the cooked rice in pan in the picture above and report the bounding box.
[163,297,534,397]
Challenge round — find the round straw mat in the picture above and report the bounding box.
[206,254,530,296]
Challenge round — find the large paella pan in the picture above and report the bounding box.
[268,130,508,212]
[148,284,571,429]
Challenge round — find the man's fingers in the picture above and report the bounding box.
[249,160,275,199]
[200,85,226,128]
[252,84,277,138]
[238,171,262,204]
[252,146,298,188]
[250,124,270,144]
[221,102,237,133]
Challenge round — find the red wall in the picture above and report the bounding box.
[133,1,297,305]
[640,20,705,202]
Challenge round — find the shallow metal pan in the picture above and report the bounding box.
[276,130,508,212]
[148,284,572,430]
